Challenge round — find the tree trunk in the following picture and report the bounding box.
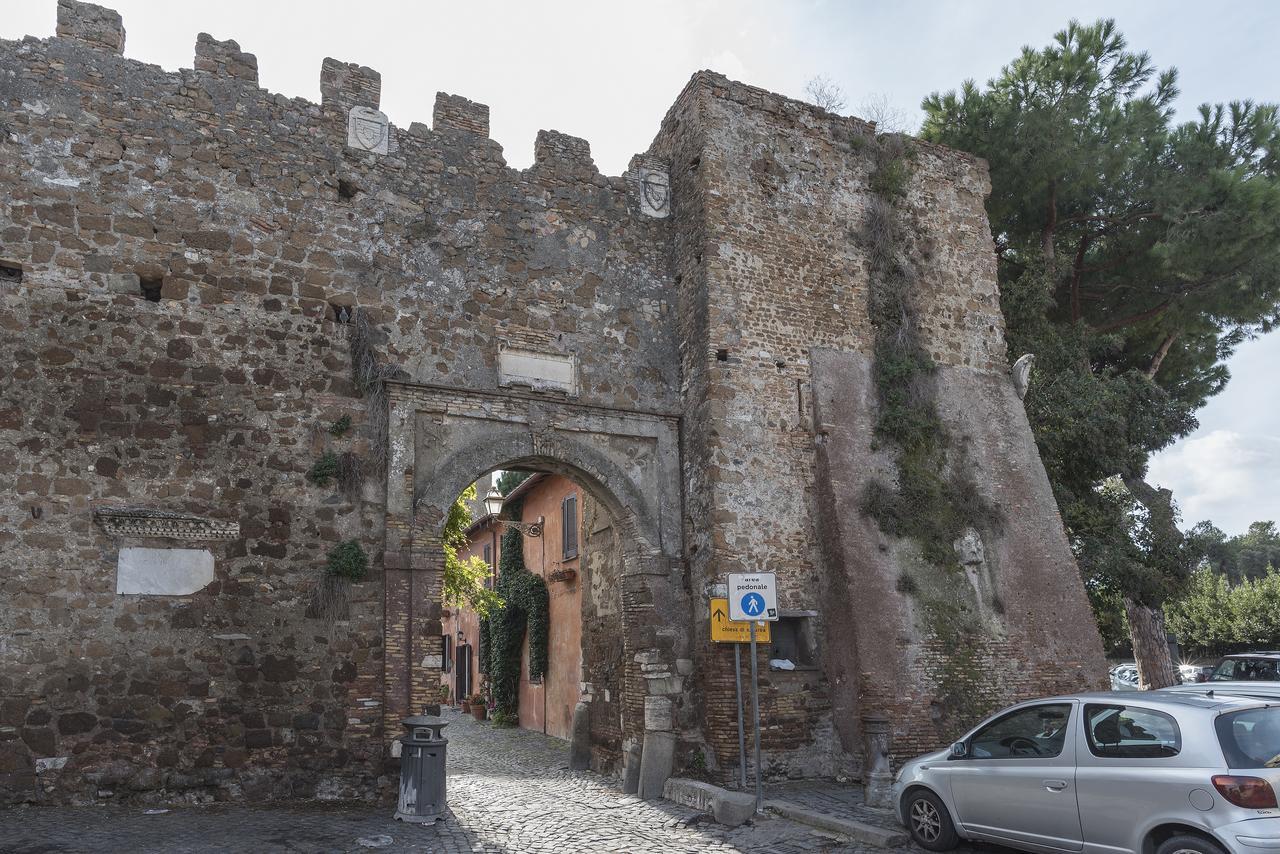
[1146,332,1180,379]
[1041,180,1058,265]
[1124,597,1178,689]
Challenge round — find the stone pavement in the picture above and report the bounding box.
[764,780,899,832]
[0,709,991,853]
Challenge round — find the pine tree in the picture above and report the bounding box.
[923,20,1280,687]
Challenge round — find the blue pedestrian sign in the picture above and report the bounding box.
[727,573,778,622]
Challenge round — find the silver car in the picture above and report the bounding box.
[893,691,1280,853]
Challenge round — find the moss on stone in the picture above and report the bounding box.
[306,451,339,487]
[325,540,368,582]
[860,134,1000,569]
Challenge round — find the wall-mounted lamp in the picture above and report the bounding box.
[481,486,543,538]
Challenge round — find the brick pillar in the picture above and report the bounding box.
[622,548,686,799]
[383,537,444,737]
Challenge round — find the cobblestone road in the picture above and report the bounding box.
[0,709,991,853]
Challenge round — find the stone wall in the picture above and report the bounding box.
[0,0,678,804]
[580,494,625,771]
[0,0,1107,805]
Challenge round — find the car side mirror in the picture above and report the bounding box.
[949,741,968,760]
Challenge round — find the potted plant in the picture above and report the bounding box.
[470,693,487,721]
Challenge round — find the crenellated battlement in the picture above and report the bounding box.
[193,33,258,84]
[37,0,660,184]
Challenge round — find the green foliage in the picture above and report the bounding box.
[1166,566,1280,654]
[328,415,352,437]
[922,20,1280,617]
[860,133,1000,567]
[868,148,913,200]
[496,470,531,496]
[490,709,517,728]
[477,615,490,676]
[483,528,550,718]
[326,539,369,582]
[306,452,339,487]
[1193,521,1280,583]
[1086,582,1132,657]
[443,484,501,618]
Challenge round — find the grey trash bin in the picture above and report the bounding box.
[394,715,448,823]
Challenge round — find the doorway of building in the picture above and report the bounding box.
[454,643,472,705]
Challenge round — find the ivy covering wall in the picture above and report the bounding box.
[860,133,1001,567]
[482,527,550,718]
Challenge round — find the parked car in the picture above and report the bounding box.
[1207,653,1280,682]
[1161,681,1280,701]
[893,691,1280,853]
[1110,663,1140,691]
[1181,663,1213,684]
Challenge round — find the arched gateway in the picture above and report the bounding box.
[381,382,687,794]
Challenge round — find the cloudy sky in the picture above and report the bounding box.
[5,1,1277,534]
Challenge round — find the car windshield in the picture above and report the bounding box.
[969,703,1071,759]
[1216,707,1280,768]
[1211,658,1280,681]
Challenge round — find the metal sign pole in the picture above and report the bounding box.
[749,620,761,812]
[734,643,747,788]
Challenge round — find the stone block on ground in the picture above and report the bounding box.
[620,739,641,795]
[636,730,674,800]
[568,702,591,771]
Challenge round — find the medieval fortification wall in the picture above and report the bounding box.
[0,0,1105,805]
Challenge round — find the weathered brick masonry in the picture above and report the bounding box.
[0,0,1105,805]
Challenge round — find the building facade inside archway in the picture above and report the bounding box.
[441,471,621,754]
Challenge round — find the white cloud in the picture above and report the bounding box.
[1148,431,1280,535]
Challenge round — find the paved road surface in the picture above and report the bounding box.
[0,709,990,853]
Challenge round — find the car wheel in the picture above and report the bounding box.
[1156,834,1227,854]
[903,788,959,851]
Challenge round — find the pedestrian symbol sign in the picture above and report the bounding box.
[709,598,771,643]
[727,573,778,622]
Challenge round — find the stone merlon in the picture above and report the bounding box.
[56,0,125,54]
[194,33,259,84]
[320,57,381,111]
[433,92,489,137]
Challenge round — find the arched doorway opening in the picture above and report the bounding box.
[437,467,626,768]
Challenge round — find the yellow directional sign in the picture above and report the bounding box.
[710,598,771,643]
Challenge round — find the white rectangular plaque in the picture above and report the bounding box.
[116,547,215,596]
[498,348,577,395]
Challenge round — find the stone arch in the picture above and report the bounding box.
[381,384,688,796]
[413,425,664,565]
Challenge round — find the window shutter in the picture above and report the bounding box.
[562,494,578,559]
